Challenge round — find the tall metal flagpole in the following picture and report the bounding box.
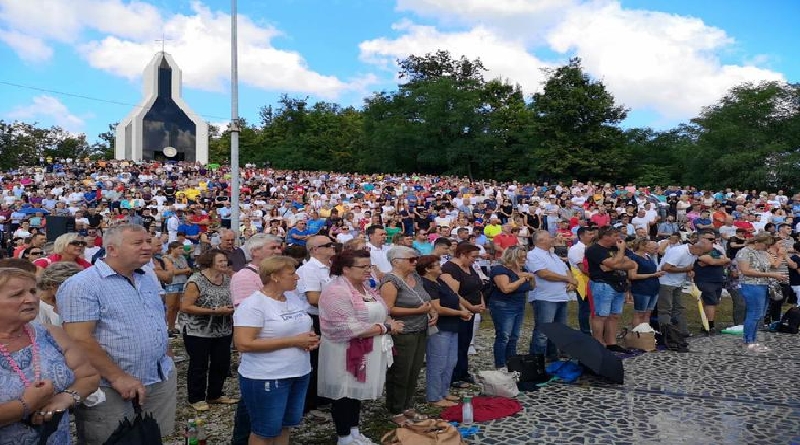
[230,0,240,241]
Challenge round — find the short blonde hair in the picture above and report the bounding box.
[0,267,36,289]
[258,255,298,284]
[499,245,527,268]
[53,232,81,255]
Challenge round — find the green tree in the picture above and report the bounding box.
[526,58,629,182]
[686,81,800,190]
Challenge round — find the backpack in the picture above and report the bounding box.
[777,307,800,334]
[656,324,689,353]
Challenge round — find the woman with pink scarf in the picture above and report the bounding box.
[318,250,403,445]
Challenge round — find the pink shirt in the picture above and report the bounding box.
[231,263,263,307]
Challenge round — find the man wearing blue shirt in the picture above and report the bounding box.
[58,224,176,444]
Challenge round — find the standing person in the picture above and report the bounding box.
[567,226,597,335]
[366,225,391,283]
[233,256,319,445]
[418,255,470,407]
[56,224,177,443]
[585,226,637,351]
[488,246,535,369]
[379,246,436,425]
[736,234,786,353]
[163,241,192,336]
[693,232,731,334]
[626,238,664,328]
[526,231,577,360]
[33,233,92,271]
[179,249,237,412]
[440,243,485,387]
[657,235,714,337]
[0,267,100,444]
[229,233,284,445]
[318,250,402,445]
[296,235,335,419]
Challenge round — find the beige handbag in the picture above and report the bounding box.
[381,419,465,445]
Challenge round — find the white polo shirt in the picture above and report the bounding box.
[296,256,331,316]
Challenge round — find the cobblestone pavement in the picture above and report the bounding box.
[469,330,800,445]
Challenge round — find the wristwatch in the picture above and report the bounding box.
[61,389,81,407]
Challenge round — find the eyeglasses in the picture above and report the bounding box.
[68,241,87,247]
[28,251,43,256]
[396,257,419,264]
[349,264,372,269]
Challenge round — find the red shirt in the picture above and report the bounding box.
[590,213,611,227]
[493,232,519,258]
[33,254,92,270]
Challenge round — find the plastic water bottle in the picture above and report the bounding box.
[185,419,198,445]
[195,418,207,445]
[462,396,474,425]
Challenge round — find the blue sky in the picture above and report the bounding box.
[0,0,797,143]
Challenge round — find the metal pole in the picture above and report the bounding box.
[230,0,240,242]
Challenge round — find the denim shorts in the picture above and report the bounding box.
[239,373,310,438]
[164,283,185,293]
[590,281,625,316]
[632,292,658,312]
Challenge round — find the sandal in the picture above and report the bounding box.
[403,409,429,422]
[390,414,411,426]
[430,400,457,408]
[444,395,460,402]
[451,381,471,389]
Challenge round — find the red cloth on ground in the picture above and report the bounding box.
[440,396,522,423]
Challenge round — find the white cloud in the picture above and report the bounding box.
[0,29,52,62]
[360,21,553,90]
[0,0,373,99]
[6,95,86,133]
[362,0,785,122]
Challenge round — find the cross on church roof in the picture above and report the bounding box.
[155,33,172,53]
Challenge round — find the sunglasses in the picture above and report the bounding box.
[312,242,336,249]
[68,241,87,247]
[349,264,372,270]
[397,257,419,263]
[28,251,43,256]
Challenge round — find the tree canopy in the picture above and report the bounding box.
[4,50,800,190]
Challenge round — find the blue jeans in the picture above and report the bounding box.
[239,373,310,439]
[425,330,458,401]
[530,300,568,358]
[489,297,526,367]
[740,283,768,344]
[632,292,659,312]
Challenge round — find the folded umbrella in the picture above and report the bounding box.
[539,322,624,384]
[689,284,710,331]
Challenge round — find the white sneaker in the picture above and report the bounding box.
[746,343,770,353]
[353,432,377,445]
[468,346,477,355]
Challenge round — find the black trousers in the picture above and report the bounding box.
[452,318,474,383]
[331,397,361,437]
[304,314,330,413]
[183,333,232,403]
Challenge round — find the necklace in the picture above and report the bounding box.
[0,325,40,387]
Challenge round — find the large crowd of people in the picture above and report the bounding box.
[0,159,798,444]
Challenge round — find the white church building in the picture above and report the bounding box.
[115,52,209,163]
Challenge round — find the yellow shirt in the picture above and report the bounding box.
[483,224,502,240]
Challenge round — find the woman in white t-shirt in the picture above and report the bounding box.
[233,256,320,445]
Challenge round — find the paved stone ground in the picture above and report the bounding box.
[154,305,800,444]
[469,330,800,445]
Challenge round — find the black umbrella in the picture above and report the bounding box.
[539,322,624,384]
[102,399,163,445]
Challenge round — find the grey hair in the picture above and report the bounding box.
[53,232,81,254]
[103,224,148,249]
[387,246,417,263]
[37,261,83,290]
[244,233,282,255]
[217,228,236,239]
[531,230,550,246]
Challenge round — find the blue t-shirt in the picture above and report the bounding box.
[177,223,200,243]
[287,227,311,246]
[489,264,531,303]
[627,252,660,296]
